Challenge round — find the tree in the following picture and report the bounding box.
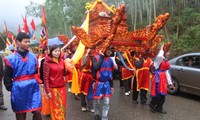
[25,1,42,17]
[26,0,92,38]
[25,0,200,57]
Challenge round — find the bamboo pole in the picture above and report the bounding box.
[0,34,7,44]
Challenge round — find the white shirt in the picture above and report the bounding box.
[153,49,172,85]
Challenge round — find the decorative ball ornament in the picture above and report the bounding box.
[85,2,92,10]
[110,5,116,11]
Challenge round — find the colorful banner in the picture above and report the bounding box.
[116,52,134,71]
[70,11,90,94]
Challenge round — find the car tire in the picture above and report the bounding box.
[168,77,179,95]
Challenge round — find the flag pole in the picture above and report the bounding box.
[40,4,49,47]
[0,34,7,44]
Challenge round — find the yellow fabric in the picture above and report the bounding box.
[71,12,90,94]
[89,1,97,11]
[102,2,114,13]
[40,86,50,115]
[52,57,59,63]
[71,41,85,64]
[71,12,89,63]
[124,51,135,71]
[71,67,79,93]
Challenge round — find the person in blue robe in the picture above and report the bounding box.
[4,32,42,120]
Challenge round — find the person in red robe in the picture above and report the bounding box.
[132,50,153,104]
[79,49,94,112]
[149,44,174,114]
[121,52,135,96]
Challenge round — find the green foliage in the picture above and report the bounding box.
[171,7,200,56]
[44,0,92,38]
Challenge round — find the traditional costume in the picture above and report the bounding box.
[80,56,93,95]
[136,57,152,91]
[149,48,172,113]
[92,55,114,99]
[92,53,116,120]
[121,58,135,95]
[66,53,74,84]
[4,51,42,113]
[79,54,93,111]
[38,55,51,115]
[134,57,152,103]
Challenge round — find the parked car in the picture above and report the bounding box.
[168,52,200,96]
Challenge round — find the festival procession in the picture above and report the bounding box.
[0,0,200,120]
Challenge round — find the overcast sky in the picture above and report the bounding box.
[0,0,45,34]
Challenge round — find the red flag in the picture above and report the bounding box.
[30,19,36,31]
[32,34,36,40]
[7,32,12,39]
[18,25,21,33]
[7,32,15,45]
[22,16,29,34]
[11,35,16,45]
[32,32,36,40]
[42,5,46,28]
[3,21,8,35]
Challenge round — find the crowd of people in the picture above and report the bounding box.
[0,32,174,120]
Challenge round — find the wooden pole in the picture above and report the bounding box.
[0,34,7,44]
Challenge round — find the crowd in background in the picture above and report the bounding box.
[0,32,174,120]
